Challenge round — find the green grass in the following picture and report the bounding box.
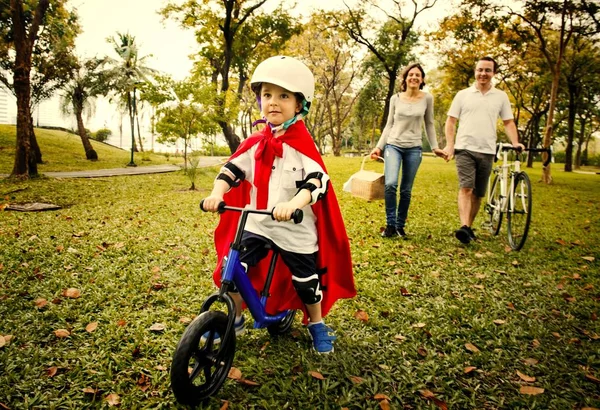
[0,153,599,409]
[0,125,183,173]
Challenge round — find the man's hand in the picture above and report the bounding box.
[513,142,526,153]
[202,195,224,212]
[432,148,448,161]
[441,145,455,162]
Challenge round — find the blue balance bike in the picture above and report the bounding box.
[170,201,302,406]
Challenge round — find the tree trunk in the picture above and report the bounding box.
[134,89,144,152]
[379,71,398,132]
[541,68,560,183]
[9,0,50,178]
[564,85,577,172]
[575,116,586,169]
[75,110,97,160]
[219,120,240,153]
[29,116,42,164]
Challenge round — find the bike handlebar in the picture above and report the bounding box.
[496,143,553,167]
[200,200,304,224]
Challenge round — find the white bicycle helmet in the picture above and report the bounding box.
[250,56,315,110]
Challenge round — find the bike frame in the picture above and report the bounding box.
[492,143,521,215]
[199,205,294,335]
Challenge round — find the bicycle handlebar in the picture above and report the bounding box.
[200,200,304,224]
[496,143,553,167]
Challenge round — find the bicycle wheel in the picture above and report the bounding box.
[267,310,297,336]
[507,172,532,251]
[170,311,235,406]
[485,175,503,235]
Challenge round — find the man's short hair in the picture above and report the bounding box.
[478,56,498,73]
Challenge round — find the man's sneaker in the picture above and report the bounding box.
[381,226,399,238]
[466,226,477,241]
[200,315,245,344]
[454,225,471,244]
[308,322,337,354]
[397,227,407,238]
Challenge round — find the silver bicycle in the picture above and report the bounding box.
[484,143,552,251]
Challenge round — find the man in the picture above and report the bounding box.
[442,56,525,244]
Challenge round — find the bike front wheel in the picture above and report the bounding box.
[485,175,503,235]
[507,172,532,251]
[170,311,235,406]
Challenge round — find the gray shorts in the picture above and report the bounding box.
[455,150,495,198]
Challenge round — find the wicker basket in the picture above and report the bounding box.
[349,156,385,201]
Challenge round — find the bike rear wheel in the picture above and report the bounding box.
[507,172,532,251]
[485,175,503,235]
[170,311,235,406]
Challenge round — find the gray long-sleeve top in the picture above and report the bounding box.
[375,92,438,151]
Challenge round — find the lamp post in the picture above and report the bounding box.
[126,86,137,167]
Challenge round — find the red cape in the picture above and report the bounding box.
[212,121,356,323]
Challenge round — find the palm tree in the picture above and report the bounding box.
[104,32,156,165]
[59,58,107,160]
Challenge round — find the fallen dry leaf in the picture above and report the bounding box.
[349,375,364,384]
[354,310,369,322]
[105,393,121,406]
[63,288,81,298]
[46,366,58,377]
[374,393,391,401]
[465,343,480,353]
[394,334,406,342]
[582,256,595,262]
[0,337,5,349]
[379,399,391,410]
[493,319,506,325]
[585,374,600,384]
[419,389,435,399]
[464,366,477,374]
[238,378,259,386]
[412,322,426,328]
[220,400,229,410]
[83,387,98,394]
[309,371,325,380]
[117,319,127,327]
[228,367,242,380]
[34,298,48,308]
[85,322,98,333]
[516,370,536,382]
[148,323,166,332]
[54,329,70,338]
[523,358,539,366]
[519,386,544,395]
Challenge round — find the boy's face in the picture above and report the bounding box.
[260,83,302,126]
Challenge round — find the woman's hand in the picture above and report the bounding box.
[370,148,382,160]
[432,148,448,161]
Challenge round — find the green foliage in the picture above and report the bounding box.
[93,128,112,143]
[0,155,599,408]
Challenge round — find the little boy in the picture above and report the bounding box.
[202,56,355,353]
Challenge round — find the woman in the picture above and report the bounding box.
[370,63,445,238]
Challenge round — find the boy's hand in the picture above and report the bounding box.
[272,202,296,222]
[202,195,224,212]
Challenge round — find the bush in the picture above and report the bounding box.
[93,128,112,143]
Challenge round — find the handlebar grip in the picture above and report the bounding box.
[291,209,303,224]
[199,199,206,212]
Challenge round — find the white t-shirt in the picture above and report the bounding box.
[226,143,329,254]
[447,85,514,155]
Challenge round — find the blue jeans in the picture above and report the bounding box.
[383,145,422,229]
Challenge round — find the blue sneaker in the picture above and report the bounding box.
[201,316,245,344]
[308,322,336,354]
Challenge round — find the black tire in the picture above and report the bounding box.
[485,175,503,235]
[170,311,235,406]
[267,310,296,336]
[507,172,532,251]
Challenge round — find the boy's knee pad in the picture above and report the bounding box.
[292,274,322,305]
